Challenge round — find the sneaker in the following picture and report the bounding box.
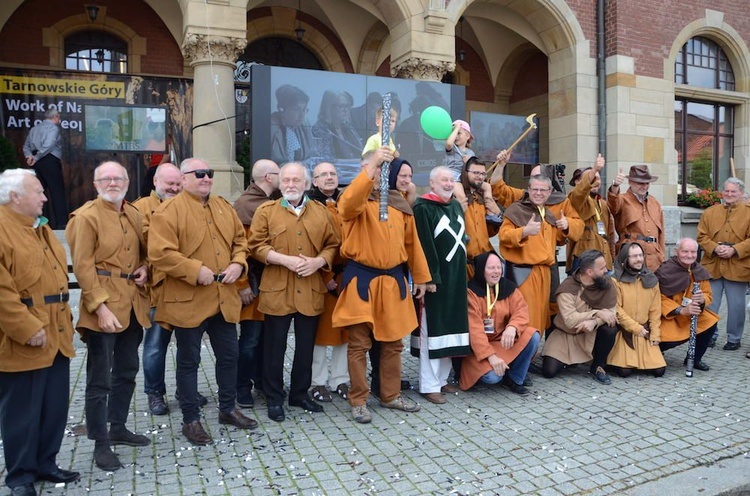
[380,395,421,412]
[109,426,151,447]
[723,341,741,351]
[352,404,372,424]
[591,366,612,385]
[147,393,168,415]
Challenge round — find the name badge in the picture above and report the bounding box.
[596,221,606,236]
[483,317,494,334]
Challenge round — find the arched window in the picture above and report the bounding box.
[65,31,128,74]
[674,37,735,202]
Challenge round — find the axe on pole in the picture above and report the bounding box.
[486,113,538,177]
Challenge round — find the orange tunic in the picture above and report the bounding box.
[659,279,719,343]
[459,288,539,390]
[607,187,665,271]
[566,172,615,271]
[315,199,347,346]
[499,213,565,331]
[332,171,431,341]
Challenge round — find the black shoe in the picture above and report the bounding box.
[502,376,530,396]
[94,444,122,472]
[527,362,543,376]
[175,391,209,407]
[218,408,258,429]
[591,366,612,385]
[522,376,533,387]
[237,390,254,408]
[401,379,412,390]
[267,405,285,422]
[289,397,324,413]
[37,467,80,484]
[147,393,169,415]
[684,357,710,371]
[109,426,151,447]
[10,483,36,496]
[723,341,741,351]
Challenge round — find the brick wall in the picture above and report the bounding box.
[0,0,184,76]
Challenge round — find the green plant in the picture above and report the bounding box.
[0,135,21,172]
[686,188,722,208]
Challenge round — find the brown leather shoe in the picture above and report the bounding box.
[441,383,460,394]
[182,421,212,445]
[218,408,258,430]
[420,392,447,404]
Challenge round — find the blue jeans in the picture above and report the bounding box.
[479,332,540,385]
[142,308,172,395]
[708,278,748,344]
[237,320,263,392]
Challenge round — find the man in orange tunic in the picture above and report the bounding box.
[332,146,431,424]
[655,238,719,372]
[607,165,665,271]
[499,174,573,332]
[461,157,499,275]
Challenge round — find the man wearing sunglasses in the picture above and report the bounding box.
[149,158,257,446]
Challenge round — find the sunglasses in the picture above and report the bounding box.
[183,169,215,179]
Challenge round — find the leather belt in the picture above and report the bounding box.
[214,274,225,282]
[624,234,657,243]
[97,269,136,280]
[21,293,70,307]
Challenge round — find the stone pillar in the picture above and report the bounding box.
[182,33,247,200]
[389,8,455,82]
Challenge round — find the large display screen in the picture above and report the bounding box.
[469,111,540,166]
[84,104,168,153]
[248,65,466,185]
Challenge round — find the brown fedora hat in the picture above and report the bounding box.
[627,164,658,183]
[569,167,592,187]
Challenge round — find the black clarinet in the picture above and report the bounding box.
[685,281,700,377]
[379,93,392,222]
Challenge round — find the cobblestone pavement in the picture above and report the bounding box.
[1,238,749,495]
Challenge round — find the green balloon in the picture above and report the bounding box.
[420,106,453,140]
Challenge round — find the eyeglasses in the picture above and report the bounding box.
[314,171,338,179]
[467,170,487,177]
[529,188,551,193]
[183,169,215,179]
[94,177,127,184]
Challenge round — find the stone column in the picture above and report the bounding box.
[389,8,455,82]
[182,33,247,200]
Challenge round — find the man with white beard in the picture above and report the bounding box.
[412,166,470,403]
[248,162,339,422]
[66,161,152,471]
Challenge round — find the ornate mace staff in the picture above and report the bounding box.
[379,93,393,221]
[685,282,700,377]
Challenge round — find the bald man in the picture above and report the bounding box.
[233,159,281,407]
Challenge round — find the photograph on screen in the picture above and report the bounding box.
[84,104,168,153]
[469,111,539,165]
[250,65,464,186]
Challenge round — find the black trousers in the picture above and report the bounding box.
[174,314,239,423]
[660,323,716,365]
[84,317,143,441]
[237,319,264,392]
[33,154,68,229]
[263,313,318,406]
[0,353,70,489]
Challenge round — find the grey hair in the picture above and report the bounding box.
[528,174,552,188]
[724,177,745,193]
[430,166,453,181]
[676,237,698,251]
[44,108,60,119]
[0,168,37,204]
[280,162,312,189]
[94,161,129,181]
[154,162,179,180]
[180,157,209,172]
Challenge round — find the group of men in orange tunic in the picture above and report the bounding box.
[4,143,748,496]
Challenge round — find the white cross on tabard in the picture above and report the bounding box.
[433,214,466,262]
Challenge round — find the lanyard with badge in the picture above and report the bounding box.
[484,283,499,333]
[593,200,606,236]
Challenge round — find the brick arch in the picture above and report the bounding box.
[246,6,354,73]
[494,43,546,105]
[43,8,146,72]
[357,22,389,75]
[666,20,750,93]
[447,0,585,54]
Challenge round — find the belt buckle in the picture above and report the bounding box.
[59,292,65,302]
